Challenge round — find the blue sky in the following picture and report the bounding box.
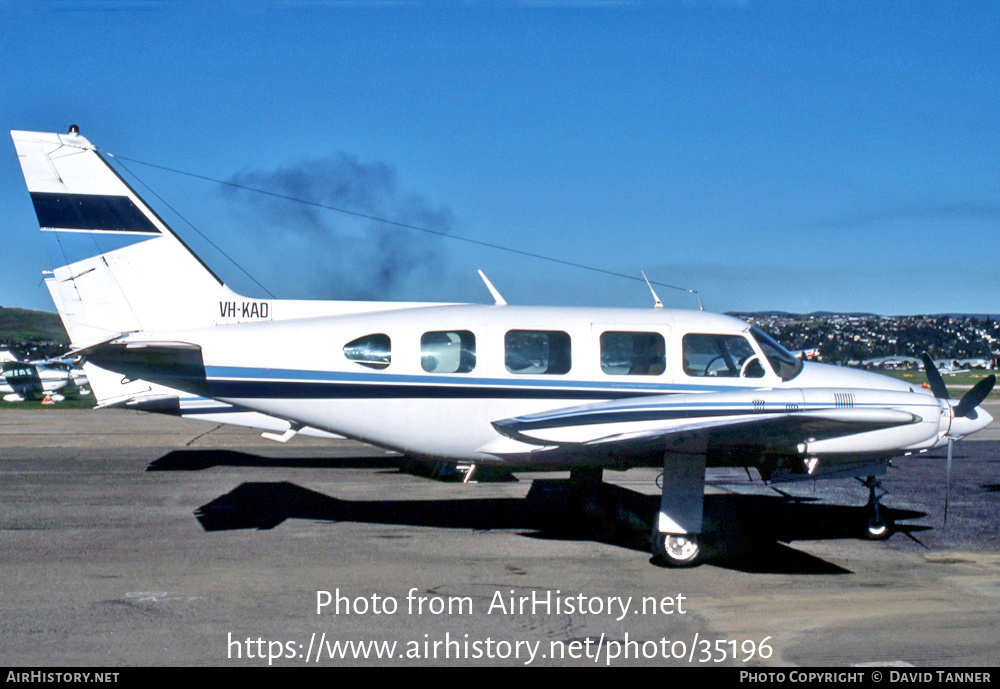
[2,0,998,315]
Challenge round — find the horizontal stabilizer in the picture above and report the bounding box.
[82,340,209,398]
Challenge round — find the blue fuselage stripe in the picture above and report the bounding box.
[202,365,736,400]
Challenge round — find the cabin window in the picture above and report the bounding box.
[505,330,571,375]
[343,334,391,370]
[421,330,476,373]
[600,331,666,375]
[2,364,33,378]
[682,334,765,378]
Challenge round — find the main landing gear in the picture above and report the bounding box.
[565,460,707,567]
[651,532,702,567]
[860,475,893,540]
[651,450,707,567]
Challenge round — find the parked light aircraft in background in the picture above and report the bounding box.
[0,349,88,402]
[1,359,83,402]
[2,361,63,401]
[791,347,821,360]
[11,127,995,565]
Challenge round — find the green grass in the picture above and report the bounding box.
[875,369,999,400]
[1,395,95,410]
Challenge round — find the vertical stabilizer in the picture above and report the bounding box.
[12,128,242,346]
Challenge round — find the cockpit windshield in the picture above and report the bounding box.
[749,326,803,381]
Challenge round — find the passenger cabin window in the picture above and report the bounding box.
[505,330,571,375]
[600,331,665,376]
[682,334,765,378]
[421,330,476,373]
[343,334,391,370]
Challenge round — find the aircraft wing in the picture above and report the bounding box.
[486,388,924,466]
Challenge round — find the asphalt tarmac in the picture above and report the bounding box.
[2,404,999,667]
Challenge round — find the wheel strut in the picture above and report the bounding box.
[859,475,893,540]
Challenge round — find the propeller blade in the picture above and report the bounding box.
[953,375,996,419]
[944,438,952,526]
[922,353,949,400]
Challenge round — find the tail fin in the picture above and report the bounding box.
[11,128,241,346]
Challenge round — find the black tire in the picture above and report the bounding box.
[863,515,893,541]
[651,532,703,567]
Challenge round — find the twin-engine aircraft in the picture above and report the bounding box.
[11,127,995,566]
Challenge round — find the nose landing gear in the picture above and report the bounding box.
[860,475,893,540]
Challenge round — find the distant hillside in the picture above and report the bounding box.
[728,311,881,319]
[737,312,999,363]
[729,311,1000,320]
[0,307,68,344]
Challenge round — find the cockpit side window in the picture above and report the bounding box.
[343,334,391,370]
[682,333,765,378]
[749,326,804,381]
[600,331,665,376]
[505,330,571,375]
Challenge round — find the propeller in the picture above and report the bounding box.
[922,353,949,401]
[954,374,996,419]
[920,354,997,525]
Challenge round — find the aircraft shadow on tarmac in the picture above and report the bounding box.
[147,449,402,471]
[187,461,928,574]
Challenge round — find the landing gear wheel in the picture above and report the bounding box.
[863,515,893,541]
[859,474,893,541]
[652,532,702,567]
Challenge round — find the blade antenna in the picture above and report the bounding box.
[641,271,663,309]
[477,270,507,306]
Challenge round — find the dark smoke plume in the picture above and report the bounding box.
[222,153,455,300]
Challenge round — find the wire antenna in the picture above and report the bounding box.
[103,149,703,306]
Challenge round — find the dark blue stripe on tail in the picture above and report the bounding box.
[30,192,160,233]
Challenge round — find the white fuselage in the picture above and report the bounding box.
[120,302,957,465]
